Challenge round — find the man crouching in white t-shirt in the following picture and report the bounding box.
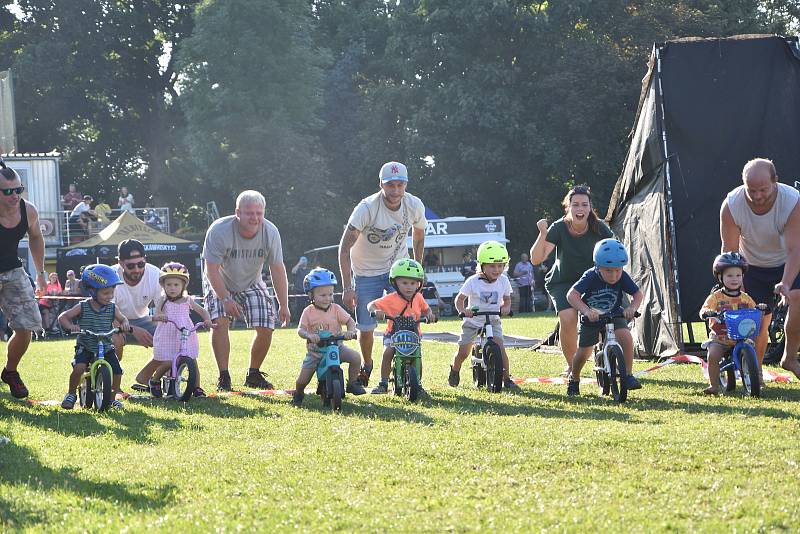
[110,239,161,391]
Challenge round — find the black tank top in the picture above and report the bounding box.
[0,199,28,272]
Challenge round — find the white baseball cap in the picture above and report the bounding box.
[379,161,408,183]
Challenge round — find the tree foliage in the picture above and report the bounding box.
[1,0,797,256]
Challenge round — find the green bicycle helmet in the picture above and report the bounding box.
[389,259,425,282]
[477,241,509,265]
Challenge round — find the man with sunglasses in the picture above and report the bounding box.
[111,239,160,387]
[0,161,47,399]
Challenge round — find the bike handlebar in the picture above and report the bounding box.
[458,309,513,319]
[702,307,766,320]
[369,311,431,324]
[80,327,122,337]
[316,334,351,346]
[161,319,207,333]
[596,310,641,321]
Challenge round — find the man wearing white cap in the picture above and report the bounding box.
[339,161,427,386]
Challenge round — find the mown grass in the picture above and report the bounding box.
[1,312,799,532]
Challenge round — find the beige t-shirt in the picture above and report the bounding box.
[347,192,427,277]
[727,183,799,268]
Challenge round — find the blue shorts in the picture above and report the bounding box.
[73,344,123,375]
[354,273,394,331]
[744,265,800,311]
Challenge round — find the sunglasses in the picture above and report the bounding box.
[123,260,146,269]
[1,186,24,196]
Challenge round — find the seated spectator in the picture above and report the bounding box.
[68,195,97,235]
[118,186,135,214]
[424,250,441,268]
[39,272,63,333]
[62,184,82,211]
[63,269,81,296]
[460,250,477,278]
[144,209,164,230]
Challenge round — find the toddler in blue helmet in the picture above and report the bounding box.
[58,264,132,409]
[292,267,366,407]
[565,238,644,396]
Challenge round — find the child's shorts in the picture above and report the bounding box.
[458,320,503,346]
[72,344,123,375]
[578,318,628,348]
[301,346,359,370]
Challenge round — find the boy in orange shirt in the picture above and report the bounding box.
[293,268,366,407]
[367,259,435,395]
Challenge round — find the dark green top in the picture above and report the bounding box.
[543,218,613,290]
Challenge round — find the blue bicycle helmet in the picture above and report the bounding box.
[81,264,123,294]
[303,268,338,293]
[593,238,629,268]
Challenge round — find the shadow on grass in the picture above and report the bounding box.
[429,390,632,422]
[0,394,274,444]
[0,440,173,530]
[293,394,437,424]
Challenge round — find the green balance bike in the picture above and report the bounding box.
[77,327,121,411]
[372,312,429,402]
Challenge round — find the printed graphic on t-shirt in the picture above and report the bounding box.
[585,288,619,312]
[479,291,500,306]
[227,247,266,260]
[365,223,405,246]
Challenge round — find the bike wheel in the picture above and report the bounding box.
[175,357,198,402]
[472,348,486,387]
[607,346,628,403]
[594,350,610,396]
[719,360,736,392]
[79,374,93,409]
[485,342,503,393]
[322,375,332,407]
[331,378,343,411]
[404,364,419,402]
[94,365,113,411]
[740,345,761,398]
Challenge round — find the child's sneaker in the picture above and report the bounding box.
[624,375,642,390]
[193,387,207,398]
[291,391,305,407]
[567,378,580,396]
[61,393,77,409]
[110,399,123,409]
[504,377,521,391]
[357,363,373,387]
[448,366,460,387]
[417,385,431,400]
[149,378,163,398]
[371,382,388,394]
[346,382,366,395]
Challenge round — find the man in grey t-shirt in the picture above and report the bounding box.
[203,190,291,391]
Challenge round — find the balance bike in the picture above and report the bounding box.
[314,331,347,411]
[159,320,205,402]
[705,308,762,397]
[77,328,120,411]
[462,307,506,393]
[373,312,428,402]
[593,311,638,403]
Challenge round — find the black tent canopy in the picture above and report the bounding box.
[607,35,800,357]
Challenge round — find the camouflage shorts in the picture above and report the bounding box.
[0,267,42,331]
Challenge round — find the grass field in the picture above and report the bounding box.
[2,312,799,532]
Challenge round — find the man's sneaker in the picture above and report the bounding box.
[357,363,373,387]
[448,366,460,387]
[624,375,642,390]
[244,370,274,390]
[131,382,149,392]
[417,385,431,400]
[148,378,163,398]
[291,391,305,407]
[217,372,232,392]
[346,382,367,395]
[371,382,388,394]
[61,393,77,409]
[1,368,29,399]
[567,378,580,396]
[193,387,207,398]
[504,377,521,391]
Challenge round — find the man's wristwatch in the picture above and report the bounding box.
[343,286,355,292]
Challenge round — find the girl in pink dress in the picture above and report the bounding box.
[150,262,213,397]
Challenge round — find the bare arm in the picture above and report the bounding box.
[412,226,425,262]
[530,219,555,265]
[25,203,46,292]
[113,308,131,331]
[268,261,291,326]
[566,288,591,315]
[780,202,800,288]
[339,225,360,309]
[454,292,469,316]
[500,294,511,315]
[58,302,82,332]
[719,202,741,253]
[205,260,242,320]
[190,297,213,324]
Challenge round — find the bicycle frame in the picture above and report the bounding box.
[162,319,204,377]
[375,312,427,389]
[597,322,623,377]
[470,311,502,371]
[81,328,118,390]
[315,331,346,381]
